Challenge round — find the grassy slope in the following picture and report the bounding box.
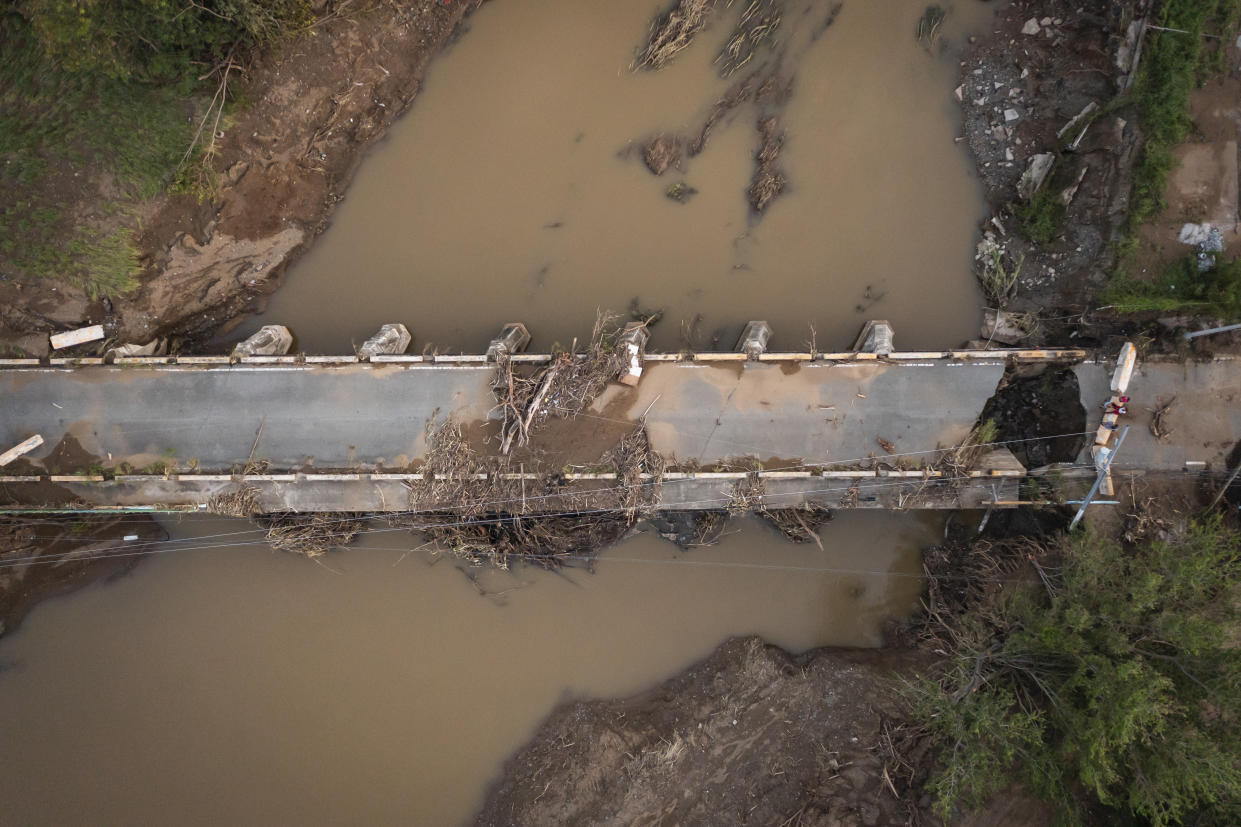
[0,16,210,299]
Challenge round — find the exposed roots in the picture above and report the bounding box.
[258,512,368,557]
[636,0,721,70]
[206,484,261,518]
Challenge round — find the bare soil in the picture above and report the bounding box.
[476,637,939,827]
[958,0,1140,324]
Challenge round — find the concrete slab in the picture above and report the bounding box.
[615,361,1007,465]
[1075,358,1241,470]
[0,364,495,469]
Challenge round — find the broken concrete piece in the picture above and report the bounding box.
[981,308,1035,345]
[0,434,43,467]
[358,324,412,360]
[1018,153,1056,201]
[1179,223,1214,245]
[617,323,650,387]
[1021,18,1041,35]
[1111,342,1137,394]
[1057,101,1099,141]
[107,339,167,360]
[49,325,105,351]
[1060,166,1089,206]
[232,325,294,358]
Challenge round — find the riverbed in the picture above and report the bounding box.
[2,0,997,823]
[245,0,991,353]
[0,513,932,824]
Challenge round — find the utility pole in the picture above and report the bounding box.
[1209,460,1241,510]
[1069,426,1128,531]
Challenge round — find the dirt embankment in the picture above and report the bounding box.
[476,638,936,827]
[0,0,484,354]
[958,0,1141,324]
[476,635,1053,827]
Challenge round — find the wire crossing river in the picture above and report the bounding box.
[0,513,934,825]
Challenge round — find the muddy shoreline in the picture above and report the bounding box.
[0,0,486,355]
[2,0,1237,823]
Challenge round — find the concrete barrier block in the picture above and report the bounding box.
[736,321,772,358]
[1111,342,1137,393]
[49,325,105,351]
[0,434,43,467]
[357,323,412,361]
[851,320,894,355]
[487,323,531,360]
[232,325,293,358]
[617,322,650,386]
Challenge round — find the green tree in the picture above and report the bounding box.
[916,516,1241,824]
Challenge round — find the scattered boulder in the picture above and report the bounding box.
[1017,153,1056,201]
[641,134,683,175]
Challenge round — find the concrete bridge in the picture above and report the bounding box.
[0,323,1236,516]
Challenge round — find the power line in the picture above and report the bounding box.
[0,466,1097,570]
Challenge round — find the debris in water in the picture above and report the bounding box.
[642,133,684,175]
[915,5,946,47]
[717,0,783,78]
[259,512,368,557]
[635,0,720,70]
[748,115,787,213]
[665,181,699,203]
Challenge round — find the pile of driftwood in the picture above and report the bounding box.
[257,512,369,557]
[207,484,261,518]
[727,465,833,544]
[403,417,665,570]
[492,312,628,455]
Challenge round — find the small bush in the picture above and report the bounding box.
[1017,187,1066,245]
[913,516,1241,825]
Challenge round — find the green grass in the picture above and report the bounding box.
[1017,186,1066,245]
[0,13,209,298]
[1124,0,1241,239]
[1105,253,1241,318]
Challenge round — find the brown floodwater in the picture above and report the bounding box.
[245,0,993,353]
[0,513,934,825]
[3,2,999,823]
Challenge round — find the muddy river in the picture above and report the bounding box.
[4,1,997,823]
[246,0,992,353]
[1,514,933,824]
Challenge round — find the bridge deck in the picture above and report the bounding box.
[0,359,1008,470]
[1,353,1235,513]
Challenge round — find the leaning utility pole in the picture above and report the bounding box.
[1069,426,1129,532]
